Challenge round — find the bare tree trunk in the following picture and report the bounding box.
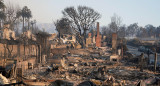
[83,30,87,48]
[82,37,85,48]
[28,18,30,30]
[23,17,25,33]
[76,34,85,48]
[6,44,13,58]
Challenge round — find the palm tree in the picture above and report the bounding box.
[26,9,32,30]
[17,6,32,33]
[0,11,5,29]
[16,6,32,58]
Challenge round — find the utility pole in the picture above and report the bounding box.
[140,53,144,72]
[154,53,157,72]
[31,21,34,33]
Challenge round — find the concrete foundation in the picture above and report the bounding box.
[110,55,119,62]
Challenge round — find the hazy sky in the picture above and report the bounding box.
[4,0,160,27]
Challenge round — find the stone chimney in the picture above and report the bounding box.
[112,33,117,54]
[96,22,101,47]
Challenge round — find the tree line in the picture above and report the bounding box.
[101,14,160,39]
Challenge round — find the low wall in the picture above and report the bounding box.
[51,48,90,55]
[17,58,36,71]
[0,43,37,58]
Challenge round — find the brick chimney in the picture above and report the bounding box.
[96,22,101,47]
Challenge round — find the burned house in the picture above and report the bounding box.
[0,24,15,40]
[86,22,108,48]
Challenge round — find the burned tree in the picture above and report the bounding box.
[126,23,139,37]
[62,6,101,47]
[54,18,72,43]
[109,14,122,33]
[17,6,32,33]
[5,2,21,31]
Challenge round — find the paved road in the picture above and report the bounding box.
[127,45,160,64]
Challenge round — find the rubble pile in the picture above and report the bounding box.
[21,47,160,86]
[0,74,9,85]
